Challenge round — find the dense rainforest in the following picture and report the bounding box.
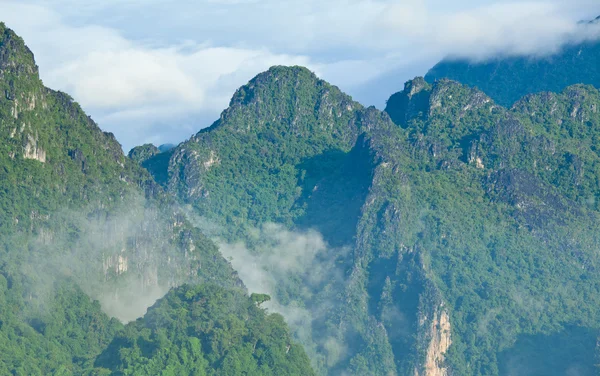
[145,66,600,375]
[2,12,600,376]
[0,23,313,375]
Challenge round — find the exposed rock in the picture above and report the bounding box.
[416,308,452,376]
[203,150,220,170]
[23,134,46,162]
[11,98,17,118]
[103,252,129,276]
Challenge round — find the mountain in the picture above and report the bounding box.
[156,66,363,239]
[145,66,600,375]
[0,23,314,375]
[5,13,600,375]
[128,143,161,164]
[143,66,404,374]
[425,18,600,107]
[384,78,600,375]
[96,284,315,375]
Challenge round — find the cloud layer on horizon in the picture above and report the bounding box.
[1,0,599,150]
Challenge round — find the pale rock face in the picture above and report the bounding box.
[415,308,452,376]
[23,134,46,163]
[571,105,580,118]
[117,255,128,274]
[28,93,36,110]
[103,253,129,277]
[468,149,485,169]
[203,150,220,170]
[11,99,18,119]
[475,157,485,169]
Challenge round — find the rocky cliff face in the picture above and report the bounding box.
[0,22,241,323]
[144,68,600,375]
[416,307,451,376]
[143,69,457,375]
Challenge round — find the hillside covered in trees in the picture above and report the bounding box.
[2,9,600,375]
[0,23,313,375]
[144,65,600,375]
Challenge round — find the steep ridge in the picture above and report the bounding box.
[0,21,235,374]
[144,67,407,374]
[163,66,362,237]
[0,21,239,308]
[143,67,450,375]
[146,67,600,375]
[384,78,600,375]
[0,23,315,375]
[425,16,600,107]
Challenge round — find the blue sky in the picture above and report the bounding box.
[2,0,599,151]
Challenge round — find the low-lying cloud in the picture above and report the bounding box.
[215,223,352,369]
[378,1,600,61]
[24,195,200,323]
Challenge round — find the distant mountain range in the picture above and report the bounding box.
[426,16,600,107]
[145,66,600,375]
[2,15,600,376]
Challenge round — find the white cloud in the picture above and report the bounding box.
[32,0,599,57]
[0,2,313,150]
[376,1,600,60]
[0,0,599,149]
[216,223,351,368]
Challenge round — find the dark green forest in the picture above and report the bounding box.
[2,13,600,376]
[146,66,600,374]
[0,23,313,375]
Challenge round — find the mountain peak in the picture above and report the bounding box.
[385,77,494,129]
[195,65,358,137]
[128,143,161,164]
[0,23,39,79]
[228,65,321,107]
[404,76,430,98]
[384,77,432,127]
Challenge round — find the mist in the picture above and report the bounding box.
[23,194,198,323]
[214,222,352,370]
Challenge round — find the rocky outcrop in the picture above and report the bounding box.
[202,150,220,170]
[416,307,452,376]
[128,143,160,165]
[103,251,129,277]
[23,133,46,162]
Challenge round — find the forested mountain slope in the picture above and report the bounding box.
[145,66,600,375]
[0,23,313,375]
[96,284,315,376]
[425,17,600,107]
